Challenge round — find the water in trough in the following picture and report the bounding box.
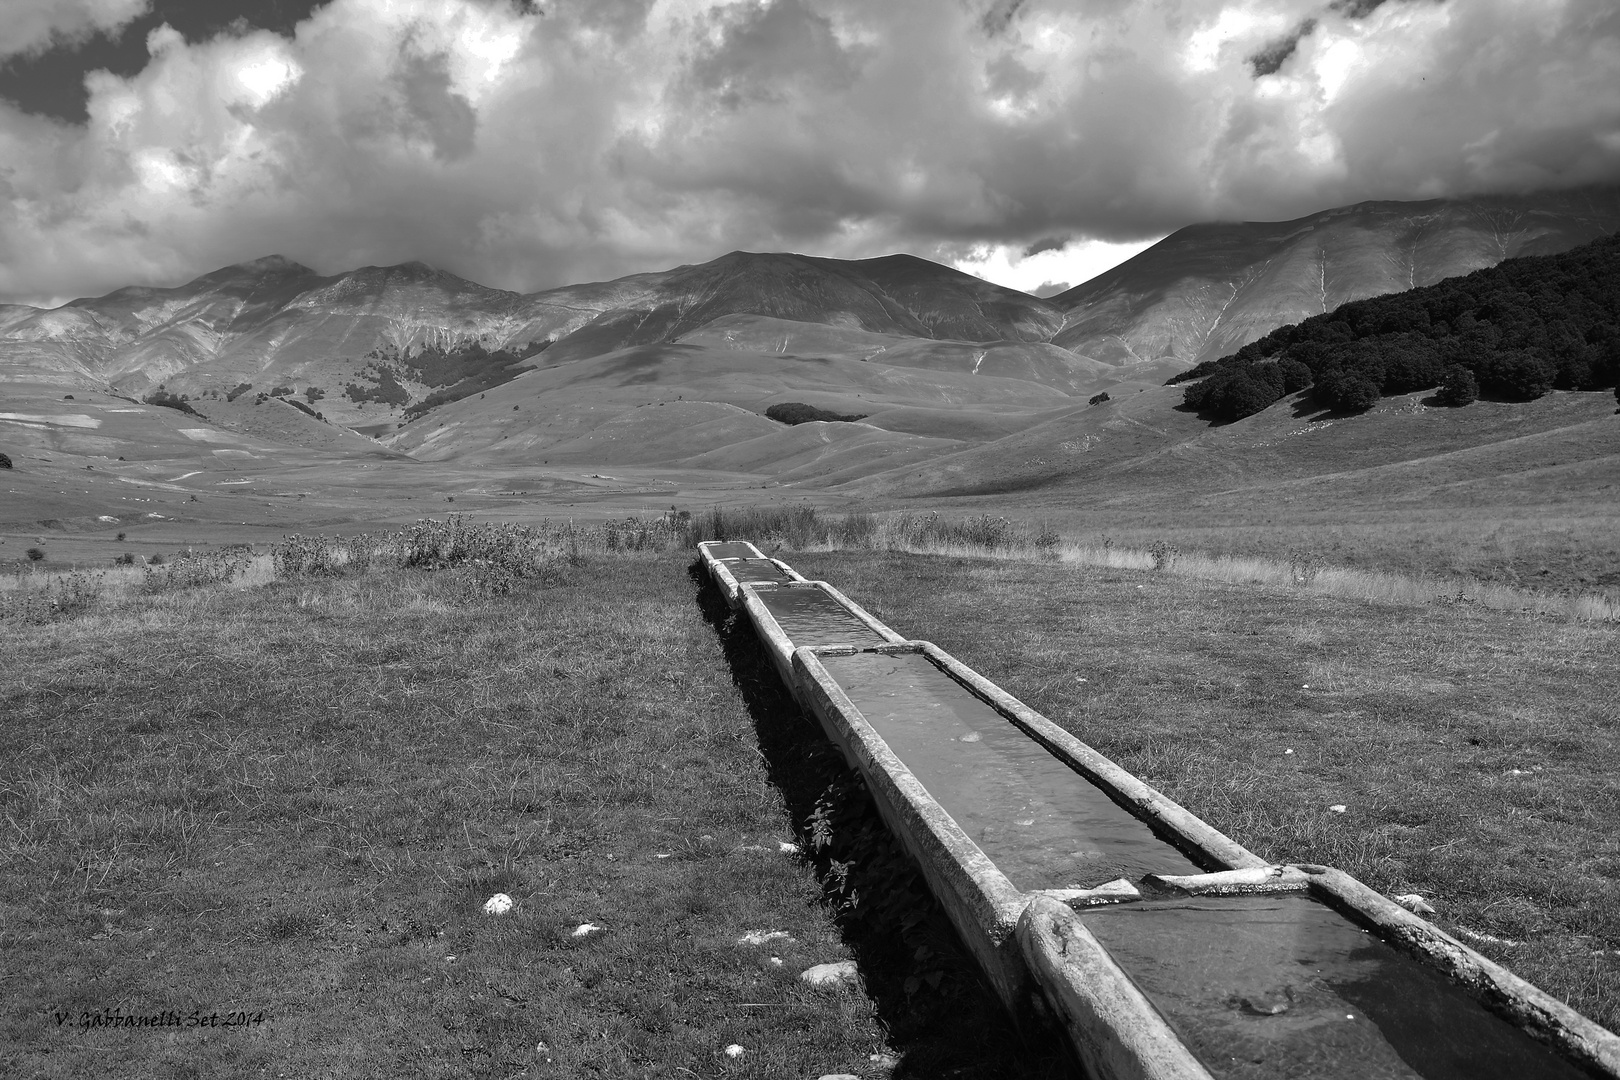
[725,559,792,584]
[1080,895,1586,1080]
[820,650,1202,890]
[755,586,885,647]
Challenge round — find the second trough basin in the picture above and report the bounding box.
[1078,894,1588,1080]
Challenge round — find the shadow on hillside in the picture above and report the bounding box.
[688,561,1079,1080]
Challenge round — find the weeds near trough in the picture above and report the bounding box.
[686,504,1619,623]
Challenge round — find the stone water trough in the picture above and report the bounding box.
[698,541,1620,1080]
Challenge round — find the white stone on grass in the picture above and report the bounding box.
[724,1044,745,1058]
[571,922,602,938]
[778,841,800,855]
[1328,804,1347,813]
[737,930,792,946]
[482,893,514,915]
[819,1075,861,1080]
[801,960,859,989]
[1393,893,1437,915]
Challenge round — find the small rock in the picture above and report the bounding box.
[770,956,783,966]
[571,922,602,938]
[737,930,792,946]
[869,1052,900,1069]
[802,960,860,989]
[482,893,514,916]
[535,1041,551,1053]
[1392,893,1436,915]
[778,841,800,855]
[724,1044,745,1058]
[1328,804,1347,814]
[958,731,982,742]
[655,853,672,859]
[1284,748,1295,755]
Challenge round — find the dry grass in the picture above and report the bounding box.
[683,505,1620,623]
[786,549,1620,1035]
[2,536,1075,1078]
[3,552,899,1078]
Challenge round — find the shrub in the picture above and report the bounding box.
[1435,365,1479,407]
[1088,391,1110,406]
[765,402,869,425]
[142,546,253,593]
[268,386,294,397]
[115,552,136,565]
[0,452,11,469]
[26,547,45,561]
[225,382,253,402]
[305,386,325,403]
[116,531,126,541]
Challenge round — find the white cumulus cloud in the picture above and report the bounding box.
[1,0,1617,305]
[0,0,150,60]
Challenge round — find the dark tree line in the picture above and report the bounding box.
[1172,232,1620,420]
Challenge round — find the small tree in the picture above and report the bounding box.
[1088,391,1110,406]
[1435,364,1478,407]
[0,451,12,469]
[26,547,44,561]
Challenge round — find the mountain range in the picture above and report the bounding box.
[1,186,1617,502]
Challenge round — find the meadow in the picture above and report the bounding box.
[4,506,1616,1077]
[0,526,1074,1080]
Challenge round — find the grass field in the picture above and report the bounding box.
[785,549,1620,1035]
[0,545,1076,1079]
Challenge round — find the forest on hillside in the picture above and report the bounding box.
[1171,232,1620,420]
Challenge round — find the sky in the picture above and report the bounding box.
[0,0,1617,307]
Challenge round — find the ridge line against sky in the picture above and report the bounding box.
[1,0,1617,309]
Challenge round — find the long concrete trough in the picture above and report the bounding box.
[697,541,1620,1080]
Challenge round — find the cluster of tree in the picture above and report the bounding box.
[1172,233,1620,421]
[344,363,410,406]
[764,402,870,425]
[143,387,202,417]
[225,382,253,402]
[400,340,544,420]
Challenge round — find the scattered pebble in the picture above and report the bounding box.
[737,930,792,946]
[770,956,783,966]
[778,841,800,855]
[1328,805,1347,814]
[1074,676,1088,683]
[1284,748,1295,755]
[1016,819,1035,826]
[482,893,514,916]
[1392,893,1436,915]
[1301,684,1310,690]
[958,732,982,743]
[571,923,602,938]
[655,853,672,859]
[1456,926,1521,947]
[802,960,860,989]
[724,1044,746,1058]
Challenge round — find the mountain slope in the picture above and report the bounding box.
[1051,187,1620,367]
